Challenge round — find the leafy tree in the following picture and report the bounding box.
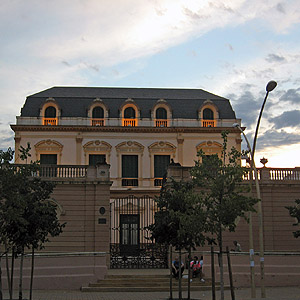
[0,146,65,300]
[285,199,300,238]
[150,179,208,300]
[190,131,258,300]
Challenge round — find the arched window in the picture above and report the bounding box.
[92,107,104,118]
[43,106,57,125]
[203,108,214,120]
[156,107,167,119]
[45,106,56,118]
[155,107,168,127]
[124,107,136,118]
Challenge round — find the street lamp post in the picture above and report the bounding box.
[233,80,277,298]
[233,123,257,298]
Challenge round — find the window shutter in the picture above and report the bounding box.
[154,155,170,177]
[122,155,138,178]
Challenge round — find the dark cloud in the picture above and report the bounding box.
[265,54,286,63]
[279,88,300,104]
[256,129,300,150]
[227,90,261,129]
[62,60,71,67]
[276,3,286,14]
[269,110,300,129]
[183,8,206,20]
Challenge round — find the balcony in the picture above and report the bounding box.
[202,120,215,127]
[91,118,105,126]
[123,118,137,127]
[122,178,138,186]
[155,120,168,127]
[43,118,58,126]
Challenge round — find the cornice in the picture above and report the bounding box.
[10,124,241,134]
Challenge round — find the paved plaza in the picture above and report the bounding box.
[3,287,300,300]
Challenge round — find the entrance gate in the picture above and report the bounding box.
[110,195,168,269]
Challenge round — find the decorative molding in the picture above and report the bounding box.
[11,124,238,133]
[83,140,112,153]
[116,141,144,154]
[34,139,63,152]
[148,141,176,154]
[196,141,222,155]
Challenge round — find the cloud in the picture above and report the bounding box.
[256,129,300,150]
[279,88,300,104]
[269,110,300,129]
[265,54,286,63]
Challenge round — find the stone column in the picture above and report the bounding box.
[76,134,83,165]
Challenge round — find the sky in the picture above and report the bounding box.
[1,0,300,168]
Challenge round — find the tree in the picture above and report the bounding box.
[0,146,65,300]
[149,179,208,300]
[285,199,300,238]
[190,131,258,300]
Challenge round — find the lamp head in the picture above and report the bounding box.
[232,123,241,128]
[266,80,277,92]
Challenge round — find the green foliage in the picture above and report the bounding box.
[285,199,300,238]
[0,146,65,253]
[150,179,207,251]
[190,131,258,243]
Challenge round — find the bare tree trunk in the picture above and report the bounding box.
[5,243,11,299]
[178,249,182,300]
[0,255,3,300]
[211,246,216,300]
[219,229,224,300]
[169,246,173,300]
[29,248,35,300]
[226,246,235,300]
[10,248,15,300]
[18,250,24,300]
[187,248,191,300]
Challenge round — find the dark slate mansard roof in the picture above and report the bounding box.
[20,87,237,119]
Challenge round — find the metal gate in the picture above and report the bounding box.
[110,195,168,269]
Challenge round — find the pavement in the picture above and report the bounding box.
[2,287,300,300]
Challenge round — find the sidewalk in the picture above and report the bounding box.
[3,287,300,300]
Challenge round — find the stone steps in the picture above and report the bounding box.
[81,273,217,292]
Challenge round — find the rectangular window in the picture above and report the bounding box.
[39,154,57,177]
[122,155,138,186]
[89,154,106,166]
[40,154,57,165]
[154,155,170,186]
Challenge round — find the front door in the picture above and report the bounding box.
[120,214,140,256]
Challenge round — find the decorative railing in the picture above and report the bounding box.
[202,120,215,127]
[91,118,104,126]
[121,178,138,186]
[43,118,57,125]
[268,168,300,181]
[154,178,163,186]
[122,118,137,127]
[155,120,168,127]
[11,165,88,179]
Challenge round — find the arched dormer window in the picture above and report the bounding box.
[199,100,219,127]
[124,107,135,119]
[152,99,171,127]
[88,98,108,126]
[203,108,214,120]
[41,98,60,125]
[121,100,139,127]
[92,106,104,126]
[45,106,56,118]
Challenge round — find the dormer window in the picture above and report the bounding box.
[92,106,104,126]
[123,106,138,127]
[88,98,108,126]
[200,100,218,127]
[155,108,168,127]
[43,106,57,125]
